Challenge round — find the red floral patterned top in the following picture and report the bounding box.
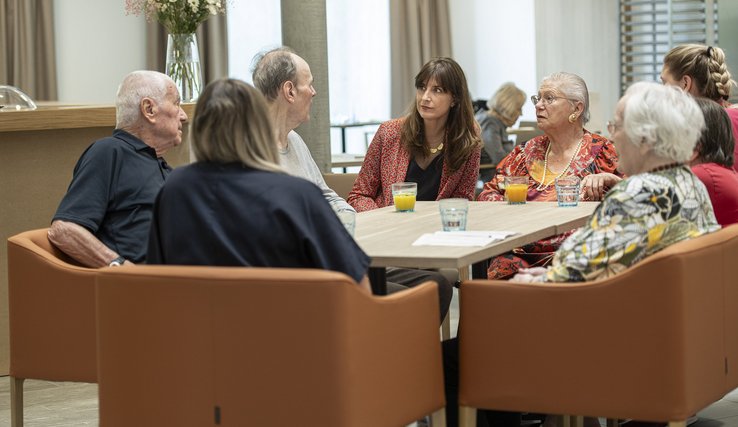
[348,118,481,212]
[477,131,620,202]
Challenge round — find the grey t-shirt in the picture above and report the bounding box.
[279,131,355,213]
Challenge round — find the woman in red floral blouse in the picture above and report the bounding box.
[347,57,481,212]
[479,72,622,279]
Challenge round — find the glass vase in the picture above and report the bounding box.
[165,33,203,102]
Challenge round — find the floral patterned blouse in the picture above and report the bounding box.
[546,165,720,282]
[477,131,620,201]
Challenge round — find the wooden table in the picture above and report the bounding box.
[354,201,599,294]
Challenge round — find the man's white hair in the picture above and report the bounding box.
[115,71,172,129]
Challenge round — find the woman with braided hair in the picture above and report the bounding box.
[661,44,738,172]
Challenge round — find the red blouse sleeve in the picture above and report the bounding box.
[591,134,622,176]
[451,145,481,200]
[347,123,387,212]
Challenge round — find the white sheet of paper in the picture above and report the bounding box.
[411,231,518,247]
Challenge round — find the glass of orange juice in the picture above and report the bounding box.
[391,182,417,212]
[504,176,528,204]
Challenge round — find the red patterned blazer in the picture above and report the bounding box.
[347,118,481,212]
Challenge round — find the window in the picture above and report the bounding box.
[619,0,718,94]
[226,0,390,171]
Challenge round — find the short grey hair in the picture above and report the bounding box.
[251,46,297,101]
[540,72,591,124]
[621,81,705,163]
[115,71,171,128]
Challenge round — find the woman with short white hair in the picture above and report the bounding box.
[514,81,720,283]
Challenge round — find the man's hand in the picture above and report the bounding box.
[48,220,122,268]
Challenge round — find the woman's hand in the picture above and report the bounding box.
[509,267,548,283]
[581,173,622,201]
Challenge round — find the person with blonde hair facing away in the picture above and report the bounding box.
[691,97,738,226]
[662,43,738,172]
[476,82,526,182]
[146,79,371,293]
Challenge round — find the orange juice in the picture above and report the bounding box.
[506,184,528,204]
[393,193,416,212]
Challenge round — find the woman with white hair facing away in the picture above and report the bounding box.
[513,81,719,284]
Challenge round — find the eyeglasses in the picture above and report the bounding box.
[530,94,575,106]
[606,120,621,135]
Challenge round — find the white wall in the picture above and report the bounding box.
[54,0,146,103]
[534,0,620,134]
[450,0,537,124]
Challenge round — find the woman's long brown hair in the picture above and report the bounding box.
[401,57,481,172]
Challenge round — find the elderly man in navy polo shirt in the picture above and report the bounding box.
[48,70,187,267]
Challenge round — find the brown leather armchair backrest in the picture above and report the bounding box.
[458,224,738,423]
[7,228,98,382]
[322,172,358,200]
[96,265,445,427]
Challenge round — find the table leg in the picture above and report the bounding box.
[368,267,387,295]
[341,127,348,173]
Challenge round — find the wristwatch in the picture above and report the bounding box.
[108,256,126,267]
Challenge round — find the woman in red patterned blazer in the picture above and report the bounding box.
[347,57,481,212]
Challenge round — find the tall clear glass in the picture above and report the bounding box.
[165,33,203,102]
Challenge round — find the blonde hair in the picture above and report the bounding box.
[191,78,283,173]
[487,82,526,126]
[664,44,736,102]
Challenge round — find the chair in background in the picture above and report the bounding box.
[7,228,99,427]
[96,265,446,427]
[457,225,738,427]
[323,172,358,200]
[511,120,545,146]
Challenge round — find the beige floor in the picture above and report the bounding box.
[1,377,738,427]
[1,290,737,427]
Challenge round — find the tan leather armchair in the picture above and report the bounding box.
[322,172,358,200]
[96,265,446,427]
[457,224,738,427]
[7,228,99,427]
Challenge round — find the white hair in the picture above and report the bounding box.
[540,72,590,124]
[622,81,705,162]
[115,71,172,129]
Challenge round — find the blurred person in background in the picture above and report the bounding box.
[476,82,526,183]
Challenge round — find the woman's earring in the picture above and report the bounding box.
[568,113,577,123]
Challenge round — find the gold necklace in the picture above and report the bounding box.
[429,142,444,154]
[536,137,585,191]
